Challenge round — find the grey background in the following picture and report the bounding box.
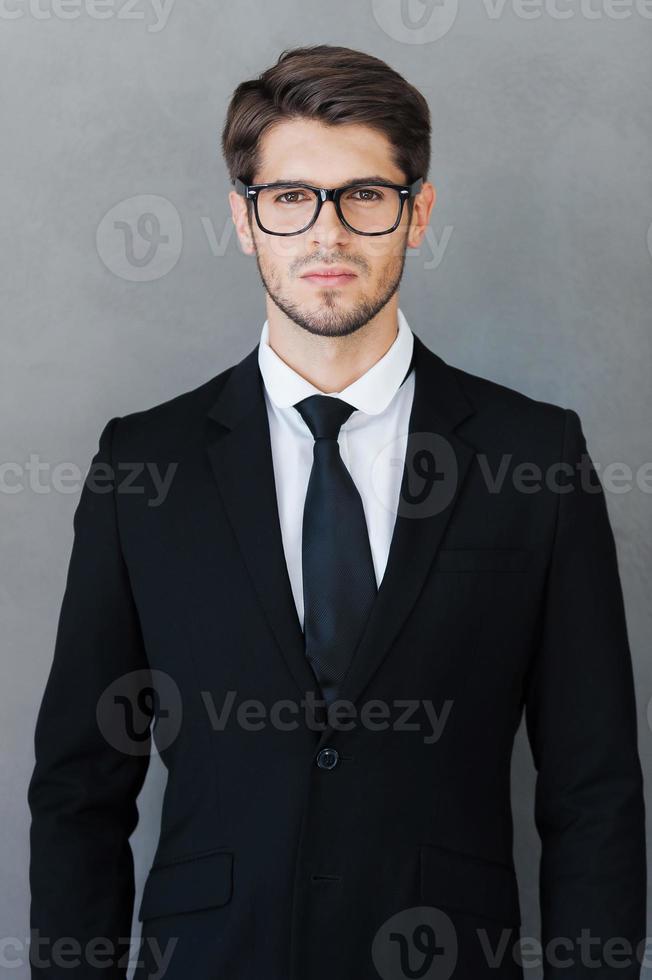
[2,1,651,976]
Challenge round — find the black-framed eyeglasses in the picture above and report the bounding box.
[234,176,424,237]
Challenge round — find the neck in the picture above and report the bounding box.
[265,298,400,393]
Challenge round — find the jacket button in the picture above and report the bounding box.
[316,747,339,770]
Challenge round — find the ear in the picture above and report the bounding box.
[229,190,255,255]
[406,181,436,250]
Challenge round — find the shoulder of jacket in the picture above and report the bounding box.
[446,360,574,453]
[108,362,237,449]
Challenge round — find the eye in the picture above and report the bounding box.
[274,190,309,204]
[348,187,384,202]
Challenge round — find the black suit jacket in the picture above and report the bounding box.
[28,332,647,979]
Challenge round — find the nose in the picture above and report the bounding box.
[309,199,351,247]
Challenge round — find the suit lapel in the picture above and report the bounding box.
[205,347,321,703]
[318,333,477,745]
[204,331,477,741]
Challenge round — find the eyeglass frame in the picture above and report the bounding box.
[233,176,424,237]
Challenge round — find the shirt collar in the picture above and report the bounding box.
[257,308,414,416]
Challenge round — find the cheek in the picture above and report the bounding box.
[256,248,292,287]
[364,235,405,268]
[262,235,306,267]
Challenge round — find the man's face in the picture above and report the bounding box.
[230,119,433,338]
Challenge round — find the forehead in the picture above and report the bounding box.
[254,118,405,185]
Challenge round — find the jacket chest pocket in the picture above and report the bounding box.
[138,847,233,922]
[434,548,531,573]
[419,843,521,927]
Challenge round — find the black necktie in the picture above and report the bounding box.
[293,395,378,706]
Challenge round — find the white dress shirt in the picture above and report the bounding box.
[257,308,416,631]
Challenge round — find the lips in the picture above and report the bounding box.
[301,272,357,288]
[301,267,357,278]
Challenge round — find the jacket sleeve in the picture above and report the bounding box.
[27,416,152,978]
[523,408,647,978]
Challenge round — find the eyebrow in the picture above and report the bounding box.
[265,175,398,187]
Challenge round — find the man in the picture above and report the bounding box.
[28,44,646,980]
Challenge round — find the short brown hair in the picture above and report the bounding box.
[221,44,431,194]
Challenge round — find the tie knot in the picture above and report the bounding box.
[293,394,356,441]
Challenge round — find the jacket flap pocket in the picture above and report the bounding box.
[434,548,530,572]
[138,848,233,921]
[419,843,521,926]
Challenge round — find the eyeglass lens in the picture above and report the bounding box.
[256,185,403,234]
